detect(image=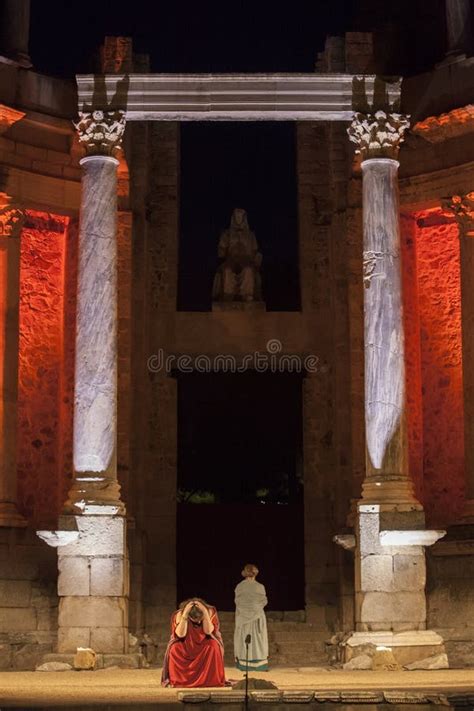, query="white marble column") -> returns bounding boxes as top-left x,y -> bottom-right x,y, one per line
444,192 -> 474,521
445,0 -> 472,56
64,110 -> 126,516
349,111 -> 416,506
340,112 -> 446,665
0,202 -> 26,527
53,111 -> 131,657
0,0 -> 32,67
